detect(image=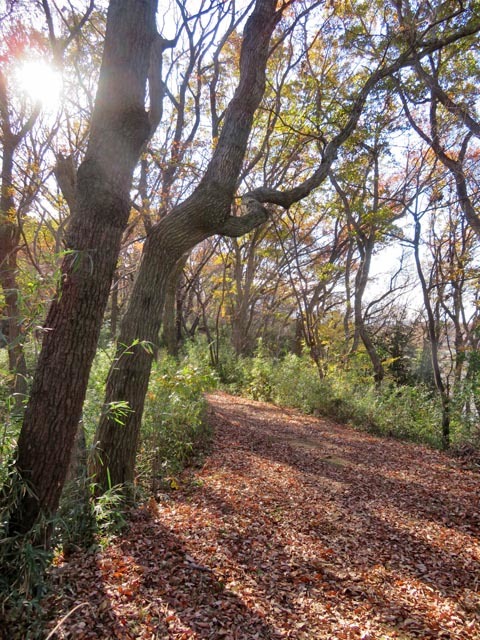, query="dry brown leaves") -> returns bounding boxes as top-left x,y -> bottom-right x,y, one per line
43,391 -> 480,639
